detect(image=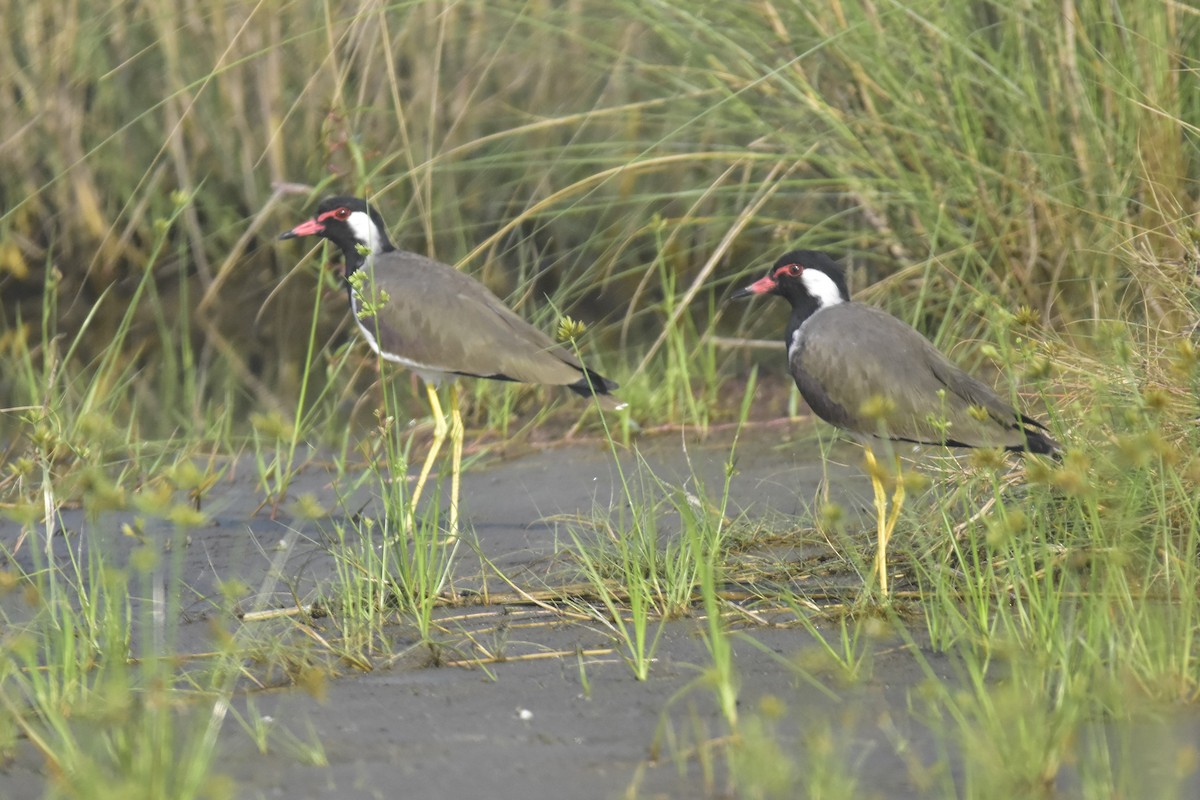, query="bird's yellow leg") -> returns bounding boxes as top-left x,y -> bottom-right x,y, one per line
863,448 -> 891,597
447,383 -> 463,539
882,454 -> 906,562
410,382 -> 449,523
